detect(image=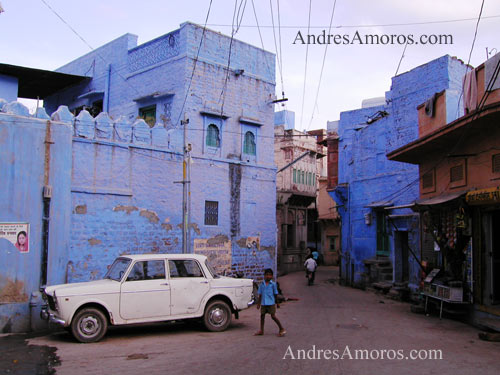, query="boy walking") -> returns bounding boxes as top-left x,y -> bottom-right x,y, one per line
254,268 -> 286,337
